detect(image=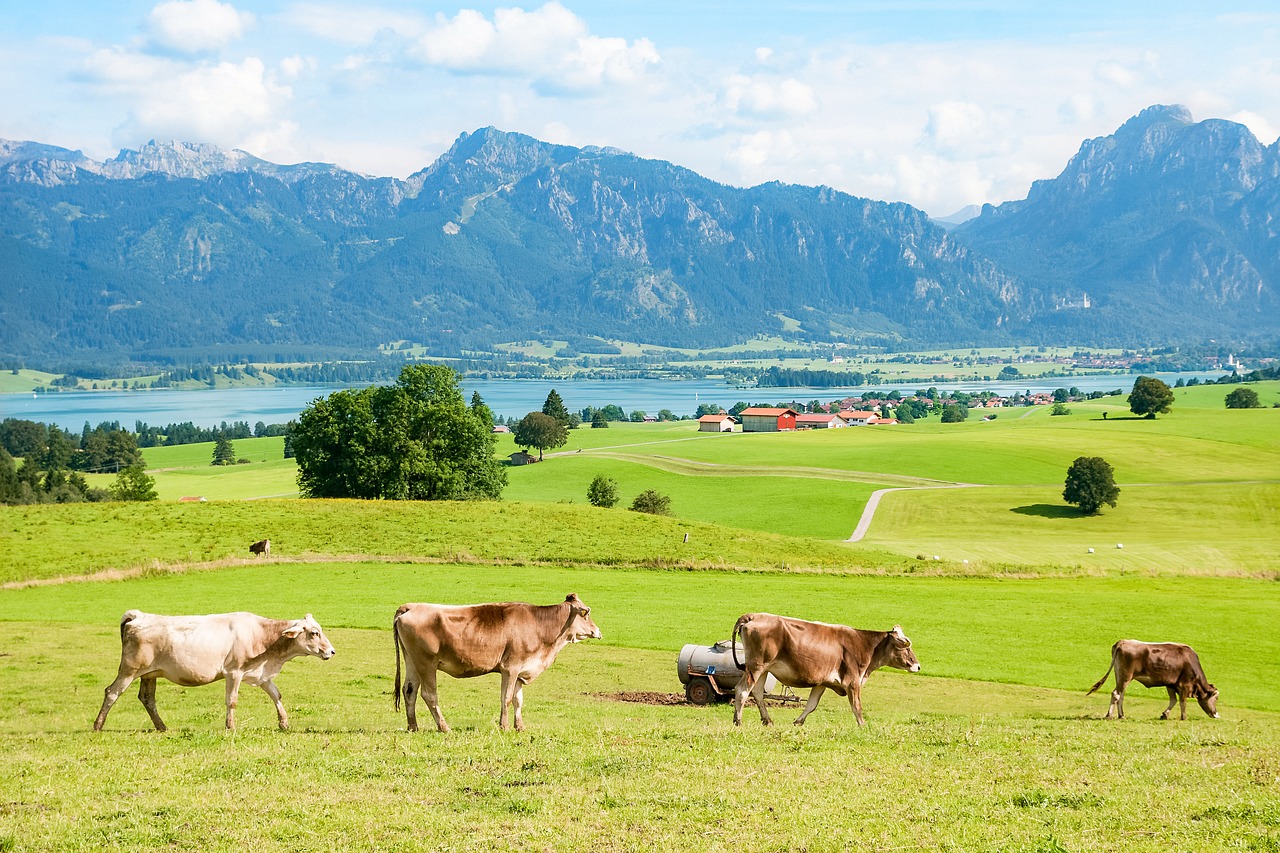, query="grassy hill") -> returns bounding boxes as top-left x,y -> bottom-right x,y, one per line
2,382 -> 1278,851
